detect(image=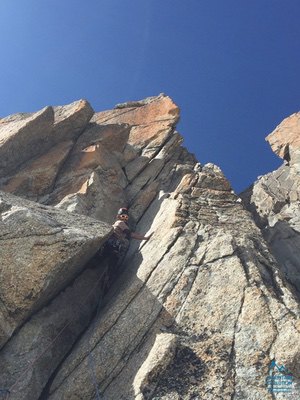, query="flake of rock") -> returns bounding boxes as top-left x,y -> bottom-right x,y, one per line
0,106 -> 54,178
266,112 -> 300,164
2,140 -> 73,199
0,190 -> 111,348
92,93 -> 179,128
52,99 -> 94,142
